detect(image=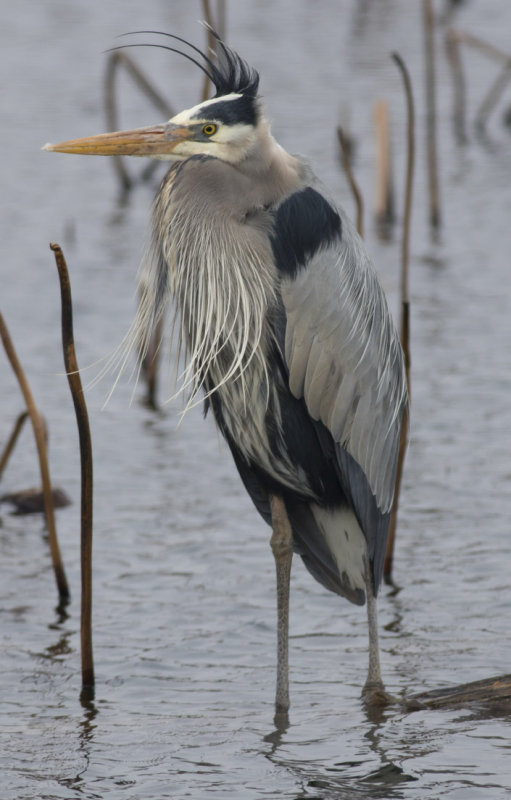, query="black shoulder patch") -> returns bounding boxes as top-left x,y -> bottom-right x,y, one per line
271,188 -> 342,278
